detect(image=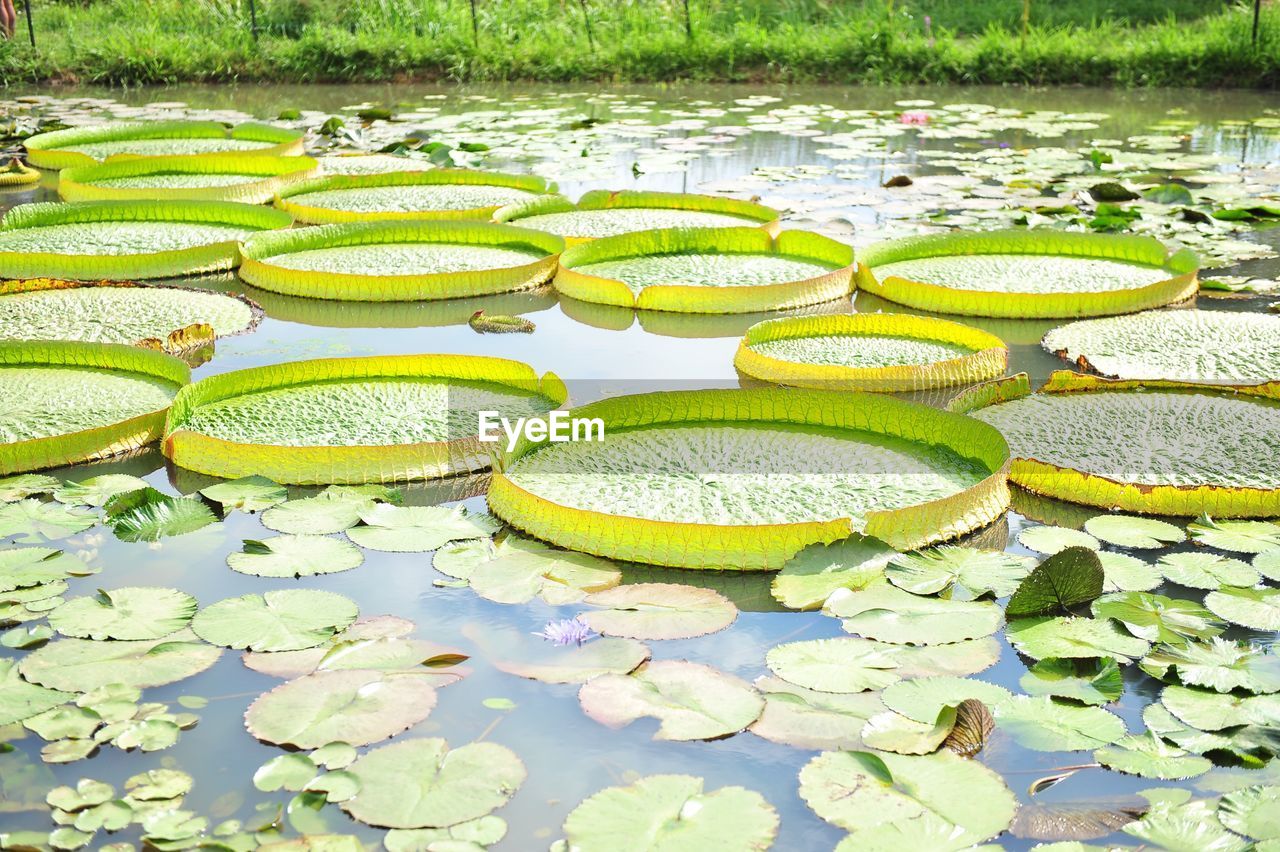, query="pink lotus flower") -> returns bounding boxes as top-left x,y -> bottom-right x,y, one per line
899,111 -> 930,126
